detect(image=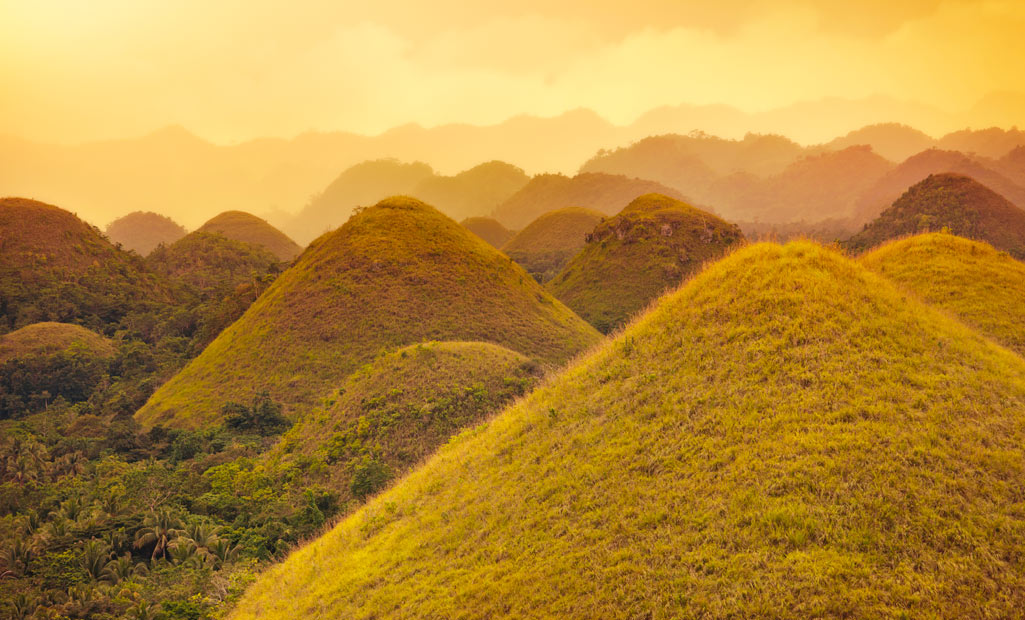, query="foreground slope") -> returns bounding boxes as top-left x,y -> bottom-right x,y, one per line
105,211 -> 187,255
845,174 -> 1025,257
501,207 -> 604,282
198,211 -> 303,261
862,233 -> 1025,356
549,194 -> 743,332
136,197 -> 600,429
232,241 -> 1025,619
